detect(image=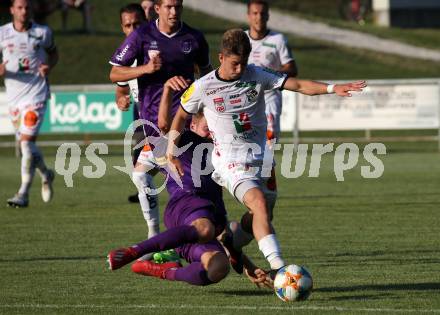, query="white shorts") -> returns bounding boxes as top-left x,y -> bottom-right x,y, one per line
136,143 -> 167,169
212,162 -> 277,208
265,91 -> 282,142
9,102 -> 46,137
